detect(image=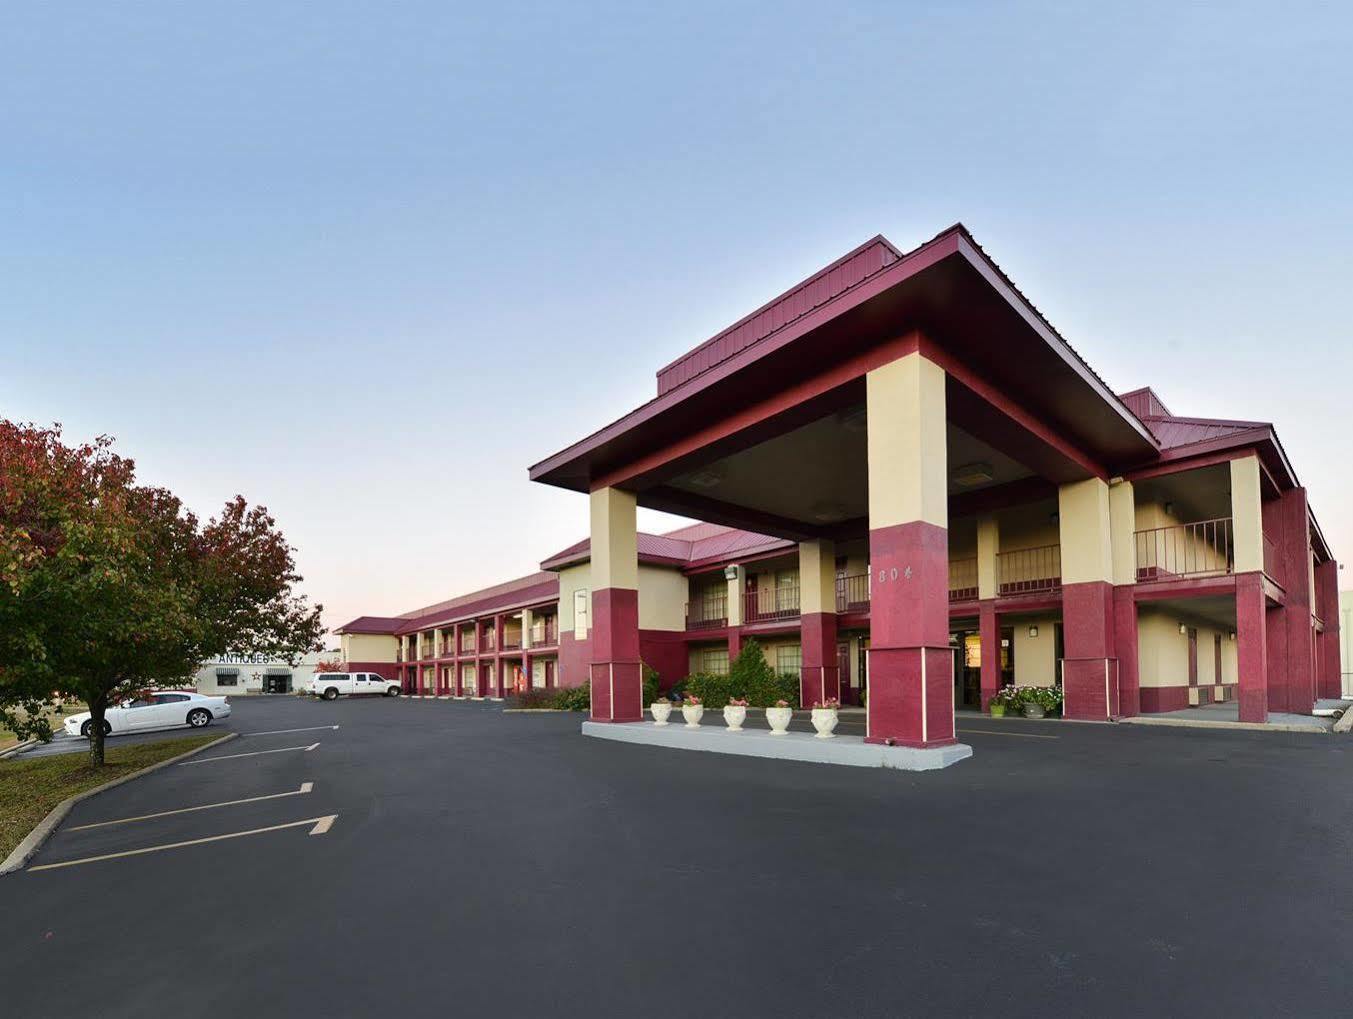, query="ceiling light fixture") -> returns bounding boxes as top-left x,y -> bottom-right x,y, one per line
951,462 -> 994,488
